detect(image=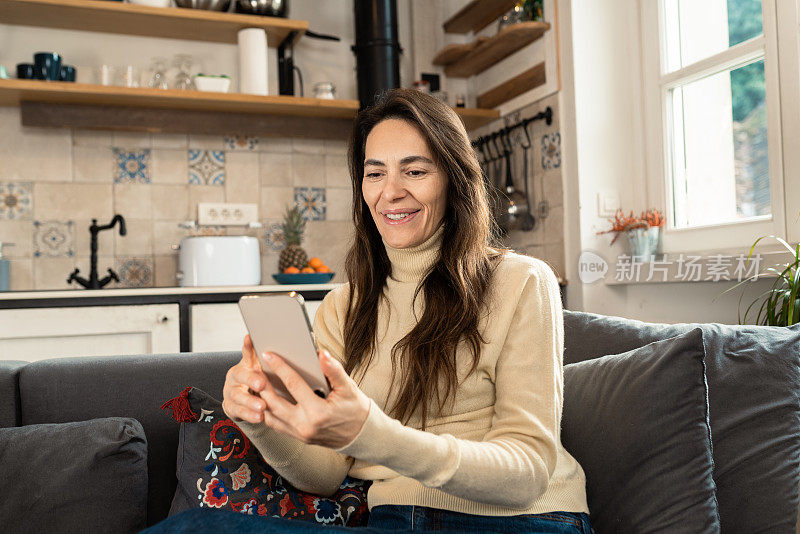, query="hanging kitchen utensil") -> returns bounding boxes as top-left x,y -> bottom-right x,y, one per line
486,133 -> 505,226
518,122 -> 536,232
496,129 -> 531,234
